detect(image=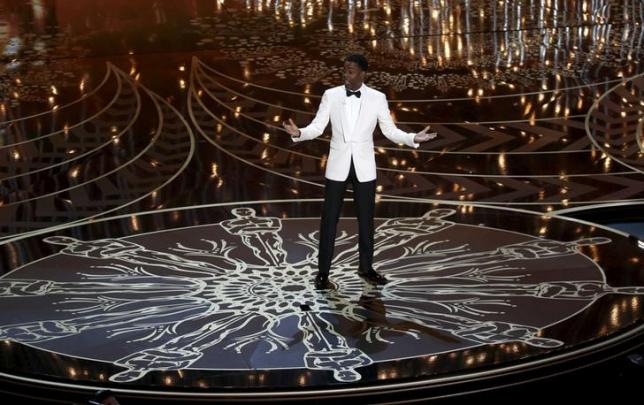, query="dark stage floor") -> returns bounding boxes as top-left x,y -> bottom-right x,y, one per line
0,0 -> 643,403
